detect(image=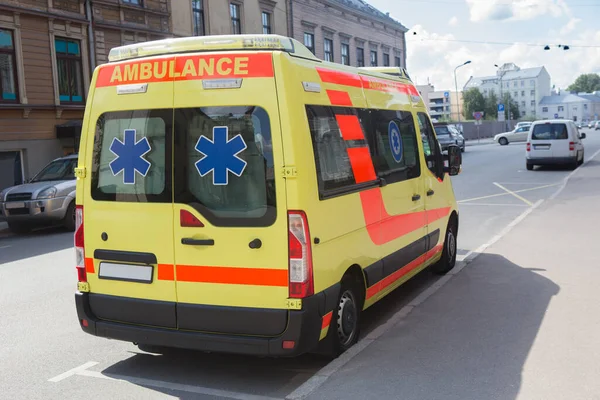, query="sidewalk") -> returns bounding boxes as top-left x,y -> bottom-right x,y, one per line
302,158 -> 600,399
